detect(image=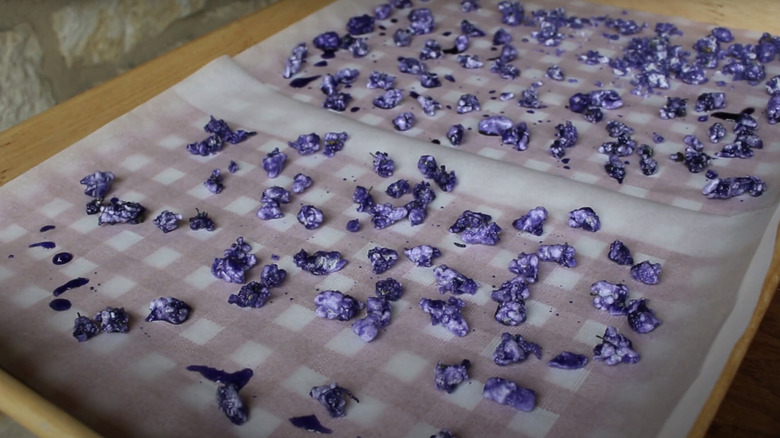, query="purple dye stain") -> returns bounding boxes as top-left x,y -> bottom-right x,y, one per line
314,60 -> 328,67
29,241 -> 55,249
289,75 -> 322,88
350,107 -> 361,113
289,414 -> 333,434
49,298 -> 71,311
53,277 -> 89,297
52,252 -> 73,265
39,225 -> 56,232
186,365 -> 254,390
